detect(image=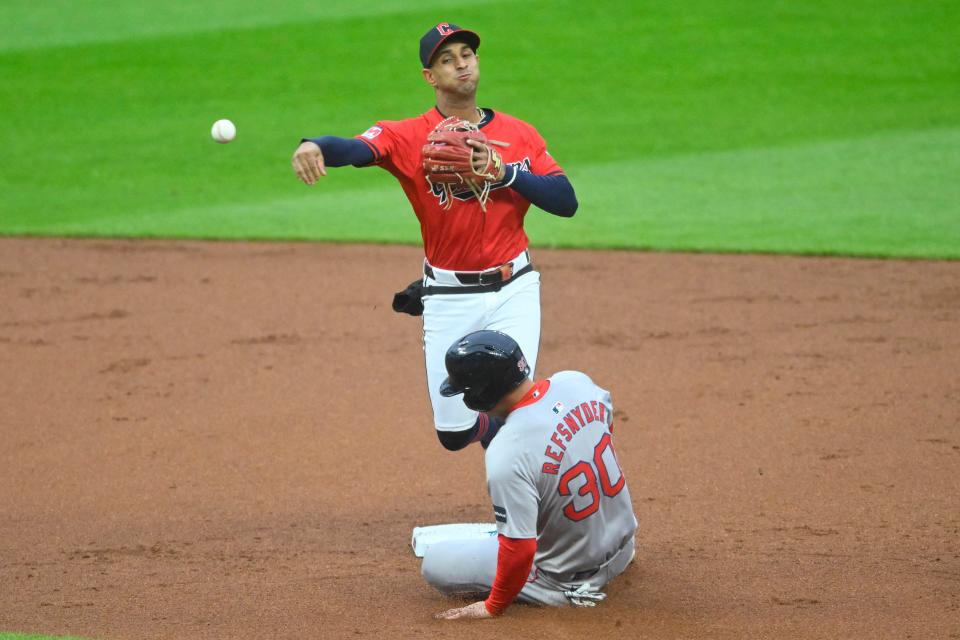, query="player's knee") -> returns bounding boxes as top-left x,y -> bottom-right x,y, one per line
421,546 -> 473,596
421,551 -> 446,589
